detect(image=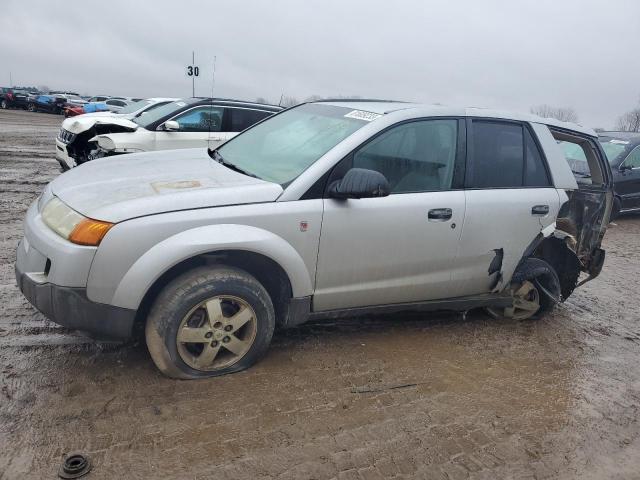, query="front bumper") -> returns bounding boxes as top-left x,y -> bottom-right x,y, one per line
15,262 -> 136,340
55,138 -> 75,170
15,200 -> 136,339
